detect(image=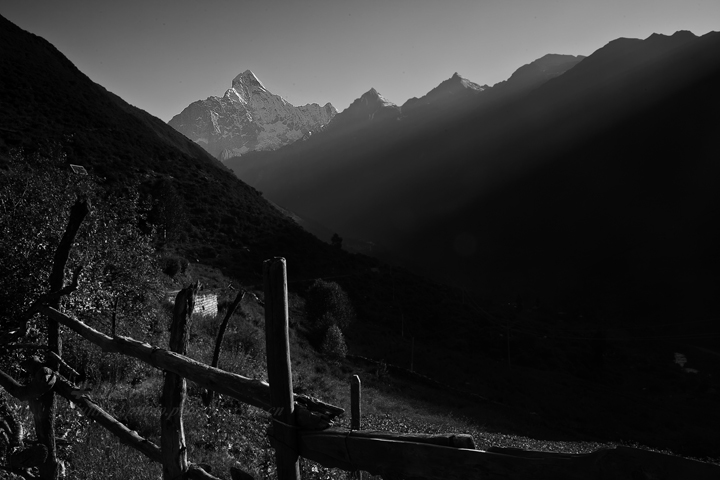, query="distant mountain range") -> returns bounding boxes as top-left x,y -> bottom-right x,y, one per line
227,31 -> 720,321
168,70 -> 336,160
0,12 -> 490,359
224,53 -> 585,248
